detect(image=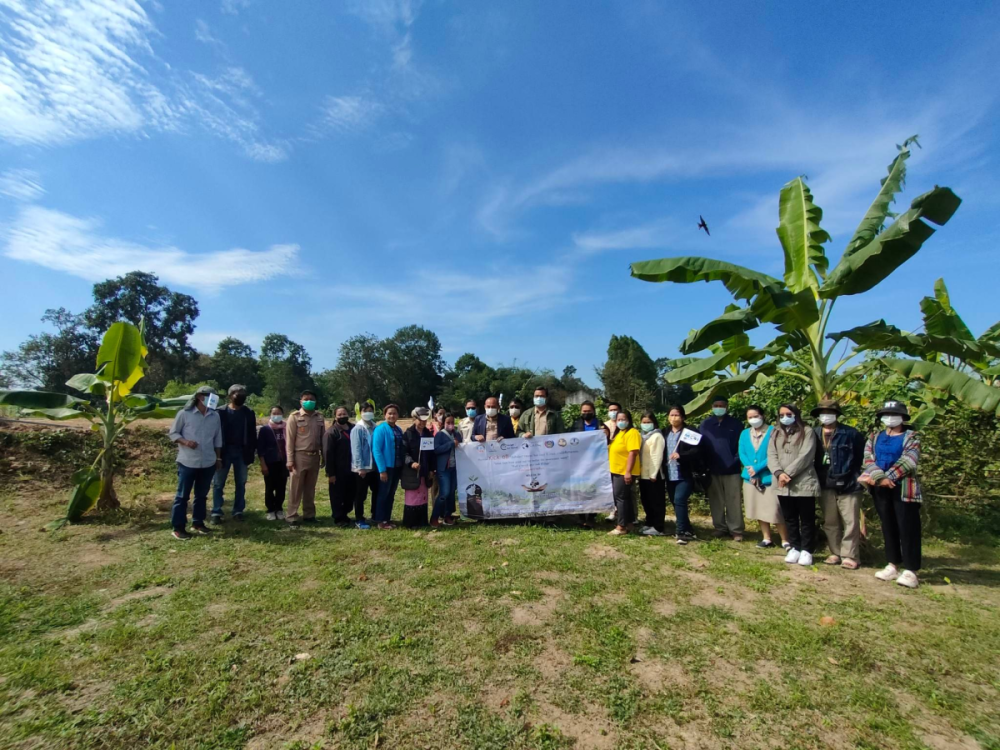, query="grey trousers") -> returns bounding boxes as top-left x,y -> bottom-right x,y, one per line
707,474 -> 745,535
820,489 -> 862,561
